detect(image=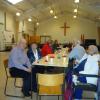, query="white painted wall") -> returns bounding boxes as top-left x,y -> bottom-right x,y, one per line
38,14 -> 99,44
19,20 -> 34,34
18,20 -> 34,41
0,10 -> 4,31
0,9 -> 34,43
6,12 -> 16,33
0,10 -> 5,50
0,10 -> 17,50
24,21 -> 34,34
0,9 -> 99,50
